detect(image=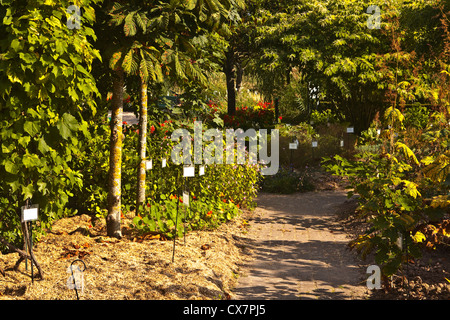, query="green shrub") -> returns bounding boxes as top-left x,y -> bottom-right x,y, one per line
310,109 -> 341,126
403,104 -> 430,129
132,194 -> 240,239
260,166 -> 315,194
70,108 -> 262,238
323,107 -> 450,277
